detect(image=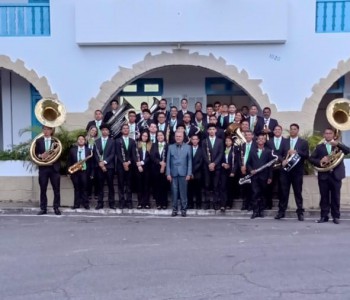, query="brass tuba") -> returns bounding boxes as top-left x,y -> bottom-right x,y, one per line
314,98 -> 350,172
107,98 -> 135,138
226,123 -> 246,146
30,98 -> 66,166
